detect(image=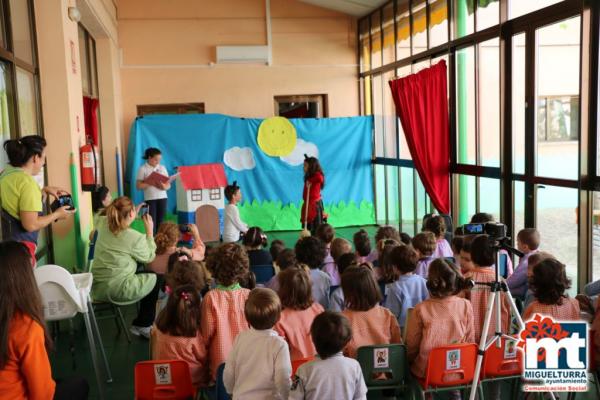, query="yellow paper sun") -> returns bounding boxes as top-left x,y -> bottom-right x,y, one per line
257,117 -> 297,157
